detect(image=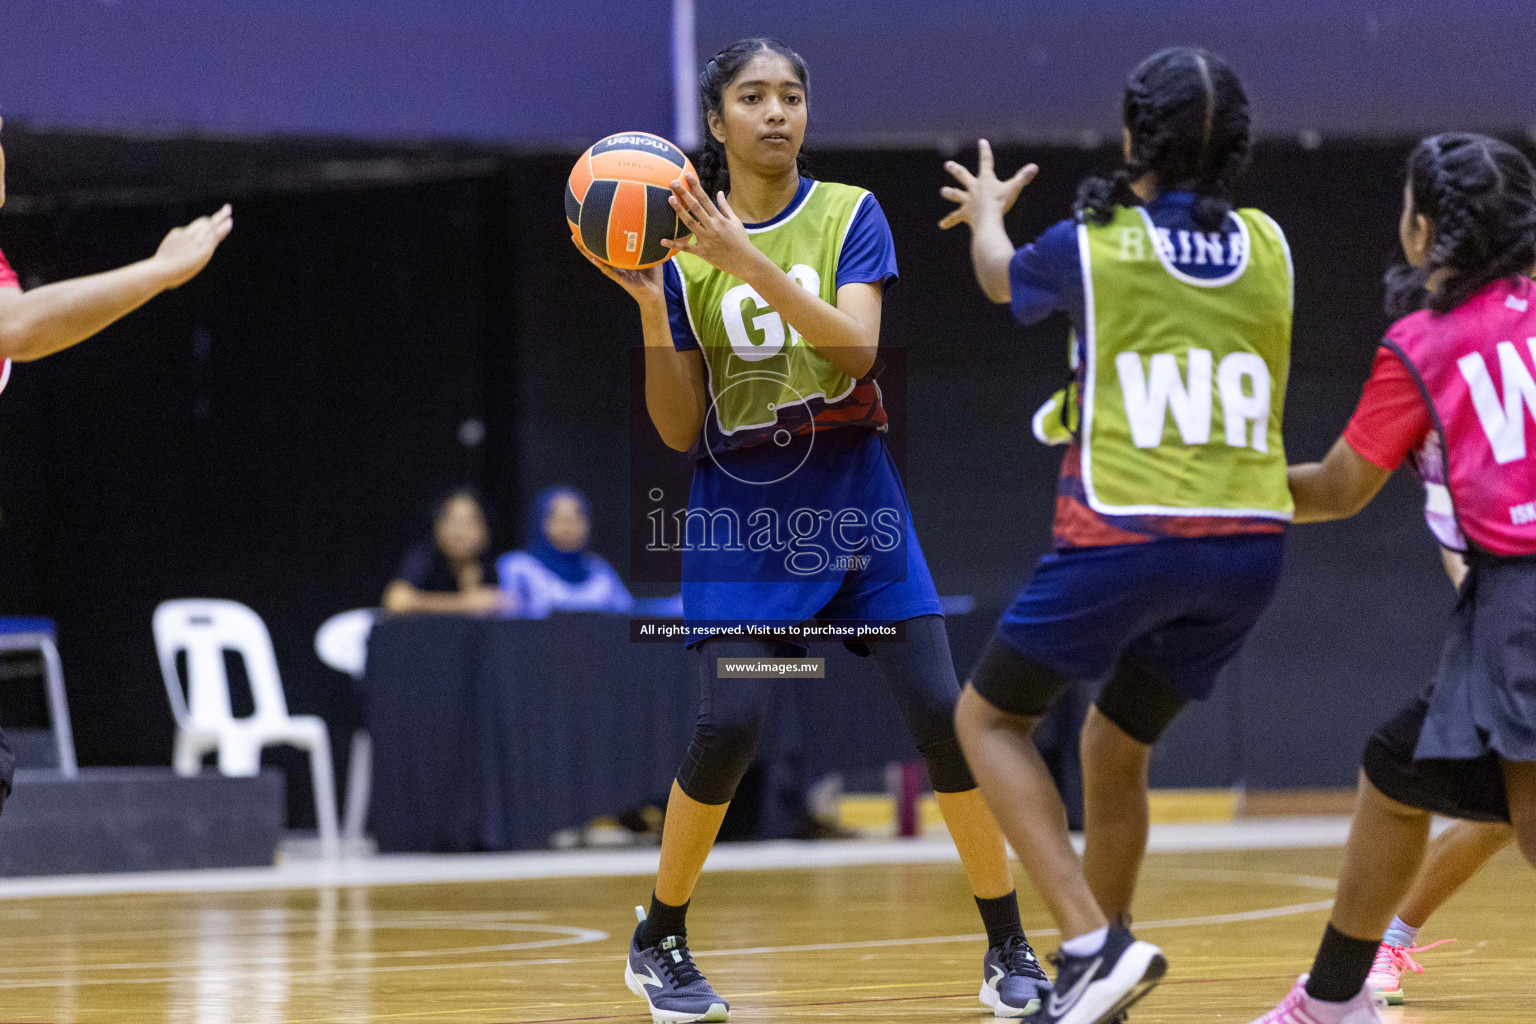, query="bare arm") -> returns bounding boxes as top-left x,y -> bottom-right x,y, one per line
0,206 -> 233,362
1287,435 -> 1393,523
575,240 -> 708,452
965,214 -> 1018,305
665,174 -> 881,379
641,311 -> 709,452
938,140 -> 1038,304
381,580 -> 506,615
